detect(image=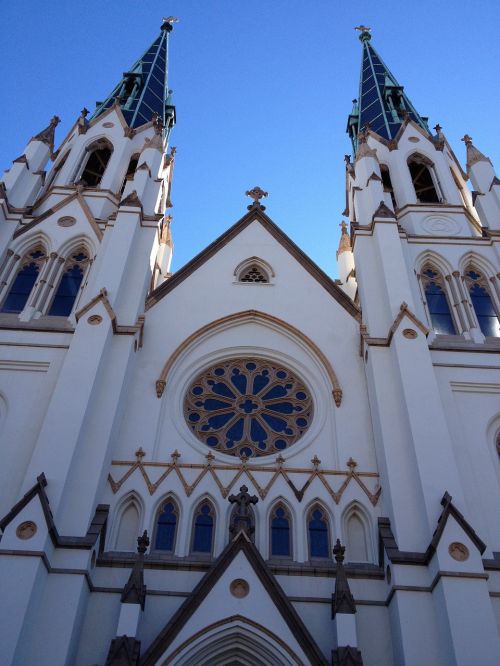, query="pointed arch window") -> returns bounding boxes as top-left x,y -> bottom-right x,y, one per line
154,499 -> 178,551
408,155 -> 441,203
308,505 -> 330,559
48,250 -> 90,316
1,248 -> 46,314
115,500 -> 140,551
46,151 -> 69,190
380,165 -> 397,210
421,266 -> 456,335
120,154 -> 139,196
80,139 -> 113,187
191,501 -> 215,554
464,268 -> 500,337
270,504 -> 292,558
345,510 -> 369,562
